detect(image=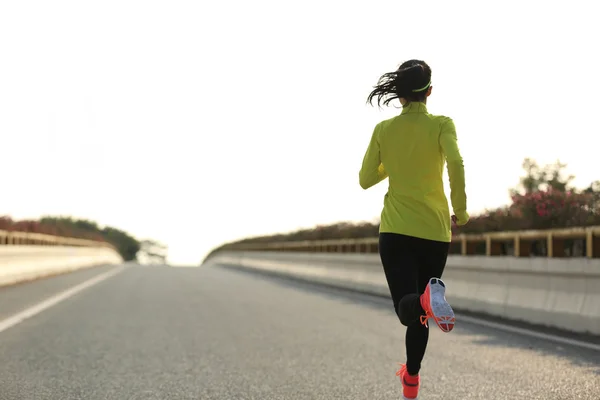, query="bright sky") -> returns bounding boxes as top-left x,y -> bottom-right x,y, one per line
2,1 -> 599,265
